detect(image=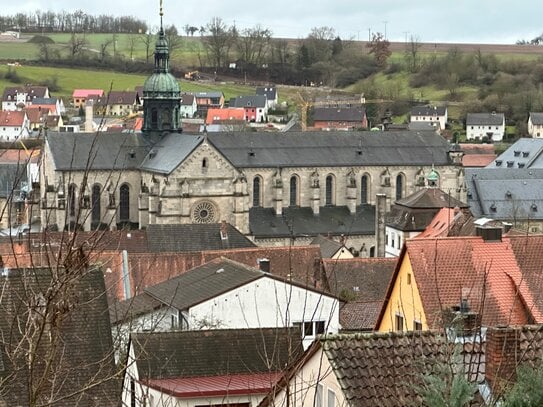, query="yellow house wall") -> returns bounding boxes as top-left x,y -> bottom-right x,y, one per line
378,253 -> 427,332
